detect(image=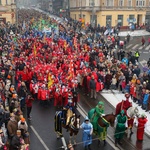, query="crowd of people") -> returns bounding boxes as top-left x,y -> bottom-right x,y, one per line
0,7 -> 150,149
